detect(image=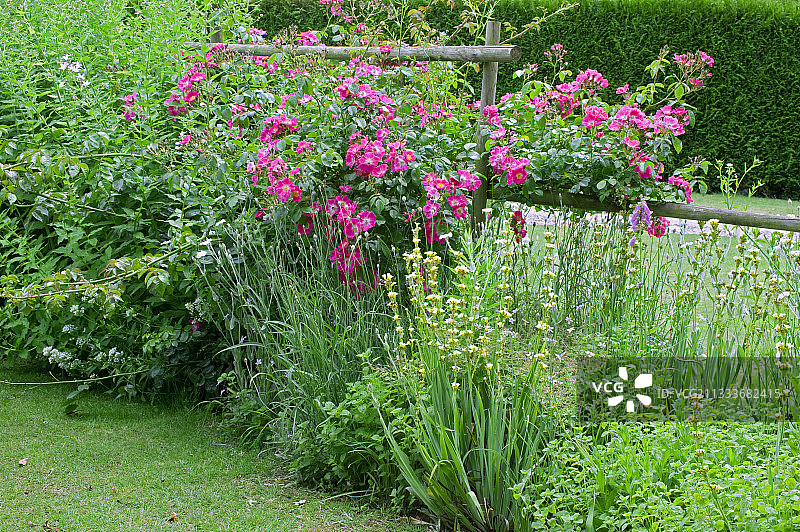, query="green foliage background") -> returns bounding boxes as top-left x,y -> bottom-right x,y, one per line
252,0 -> 800,197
